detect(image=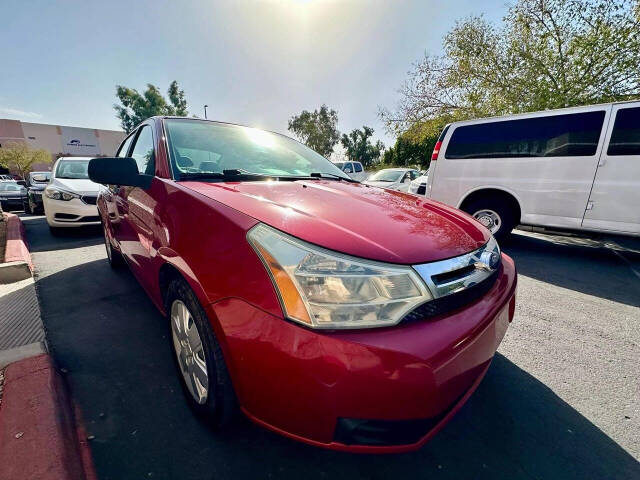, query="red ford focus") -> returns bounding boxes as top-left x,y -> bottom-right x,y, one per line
88,116 -> 517,453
